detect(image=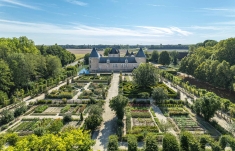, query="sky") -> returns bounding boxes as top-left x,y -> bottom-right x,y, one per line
0,0 -> 235,45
